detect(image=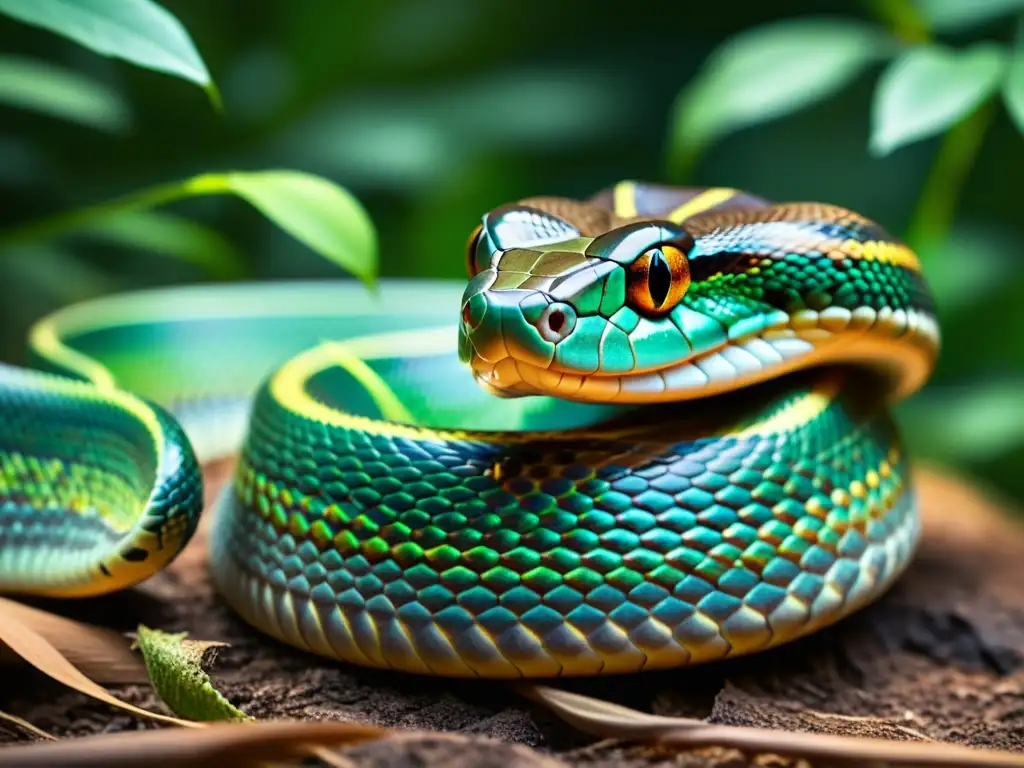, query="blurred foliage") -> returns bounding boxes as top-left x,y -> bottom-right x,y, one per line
1,0 -> 1024,501
0,0 -> 378,292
